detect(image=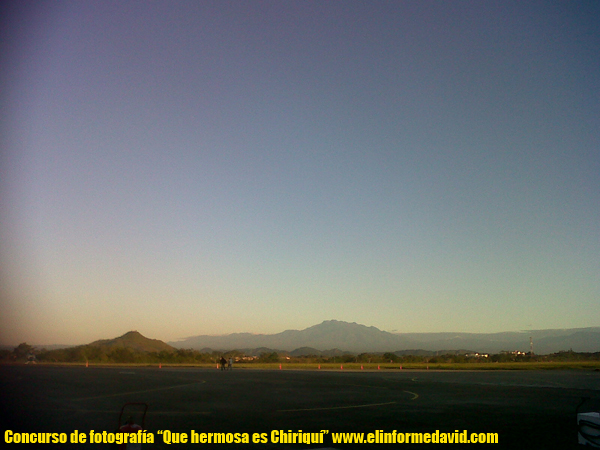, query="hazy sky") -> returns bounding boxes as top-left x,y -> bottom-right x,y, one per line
1,0 -> 599,345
